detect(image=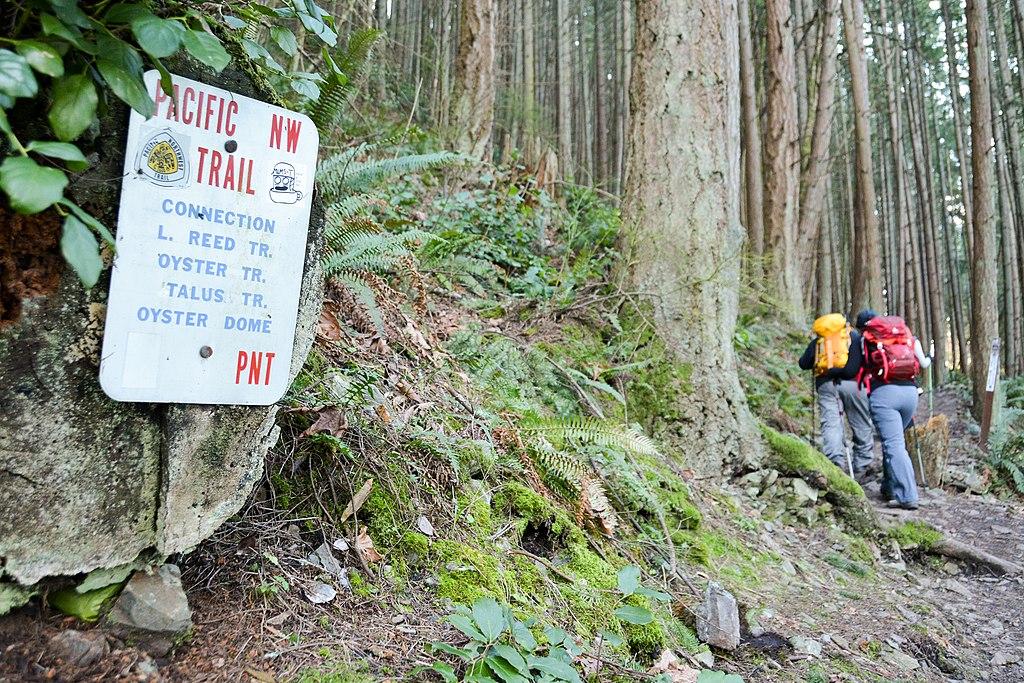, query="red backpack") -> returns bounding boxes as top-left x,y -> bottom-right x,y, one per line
859,316 -> 920,389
